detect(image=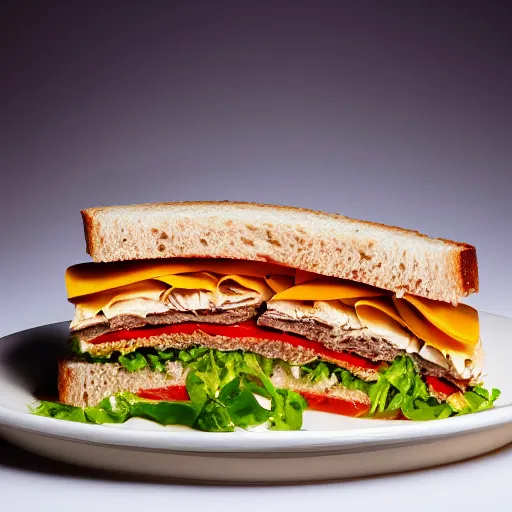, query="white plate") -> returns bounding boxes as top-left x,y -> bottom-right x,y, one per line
0,313 -> 511,483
